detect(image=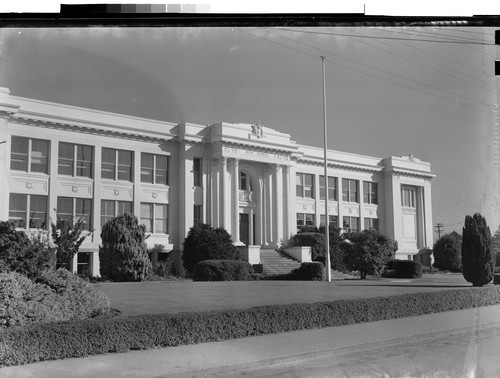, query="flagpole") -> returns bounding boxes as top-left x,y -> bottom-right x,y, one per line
322,56 -> 331,282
